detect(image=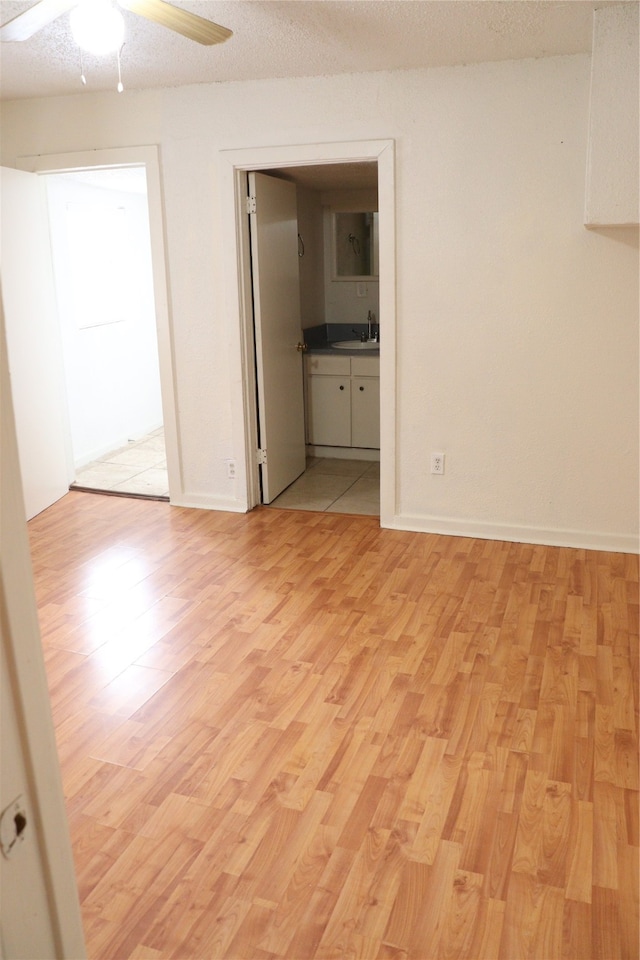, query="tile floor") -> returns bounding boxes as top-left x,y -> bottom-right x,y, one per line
71,428 -> 169,499
268,456 -> 380,515
72,434 -> 380,516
